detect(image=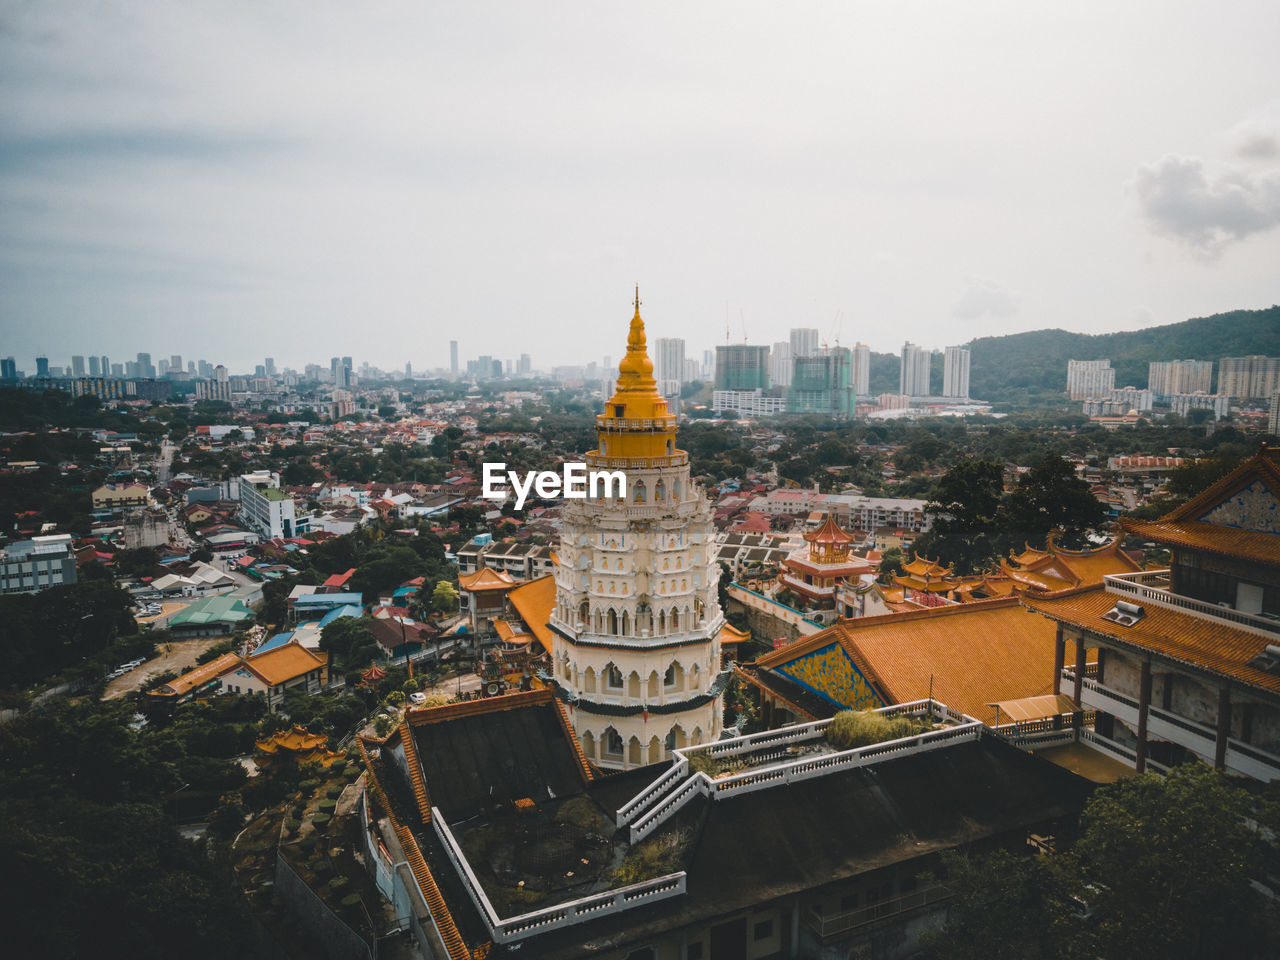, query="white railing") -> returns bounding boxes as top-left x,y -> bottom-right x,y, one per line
622,701 -> 982,842
585,453 -> 689,469
596,416 -> 676,431
432,806 -> 686,943
616,759 -> 689,827
1072,677 -> 1280,780
629,774 -> 710,842
1079,730 -> 1170,775
1104,571 -> 1280,638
